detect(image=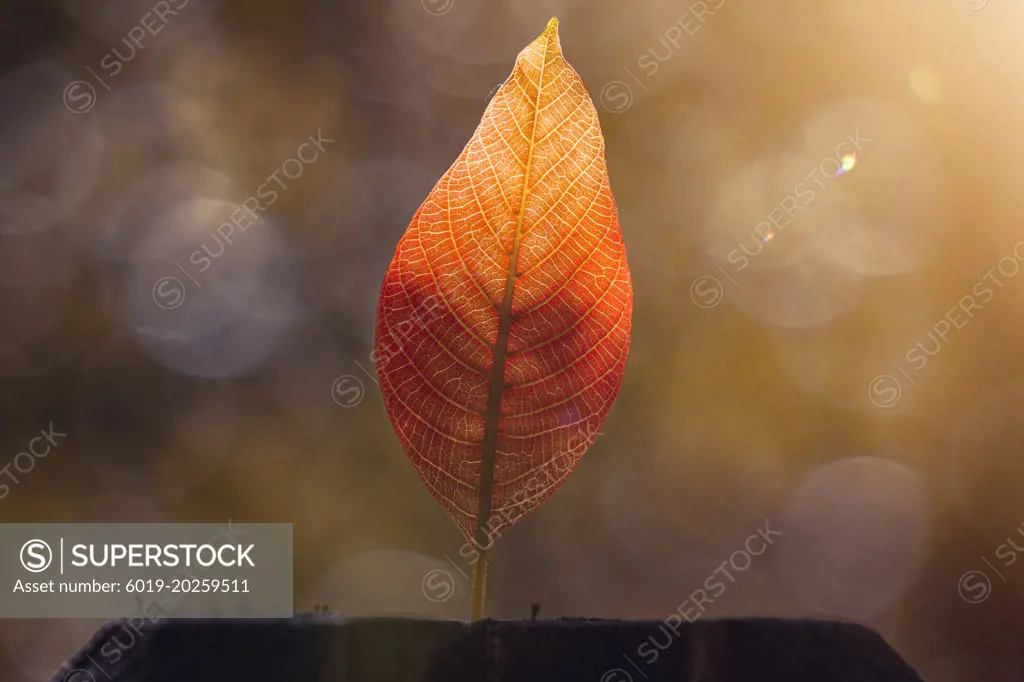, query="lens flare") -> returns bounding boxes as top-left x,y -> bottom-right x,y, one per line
836,153 -> 857,175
